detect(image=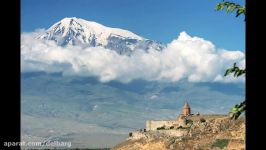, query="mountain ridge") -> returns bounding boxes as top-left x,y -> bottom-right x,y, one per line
38,17 -> 164,55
